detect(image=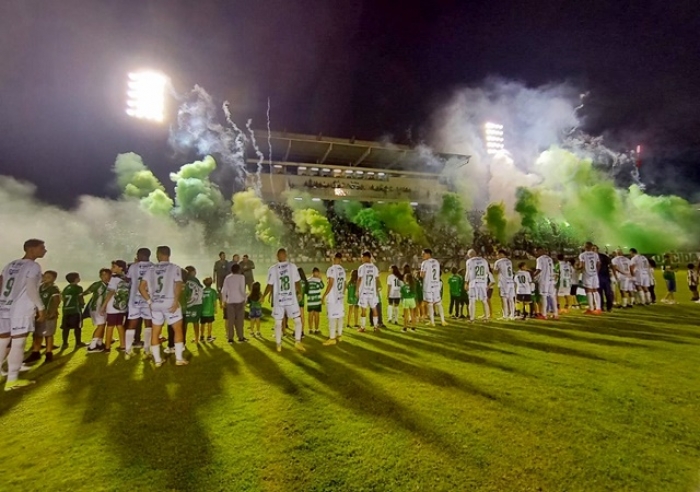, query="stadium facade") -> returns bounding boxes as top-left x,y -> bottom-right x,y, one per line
245,132 -> 470,204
